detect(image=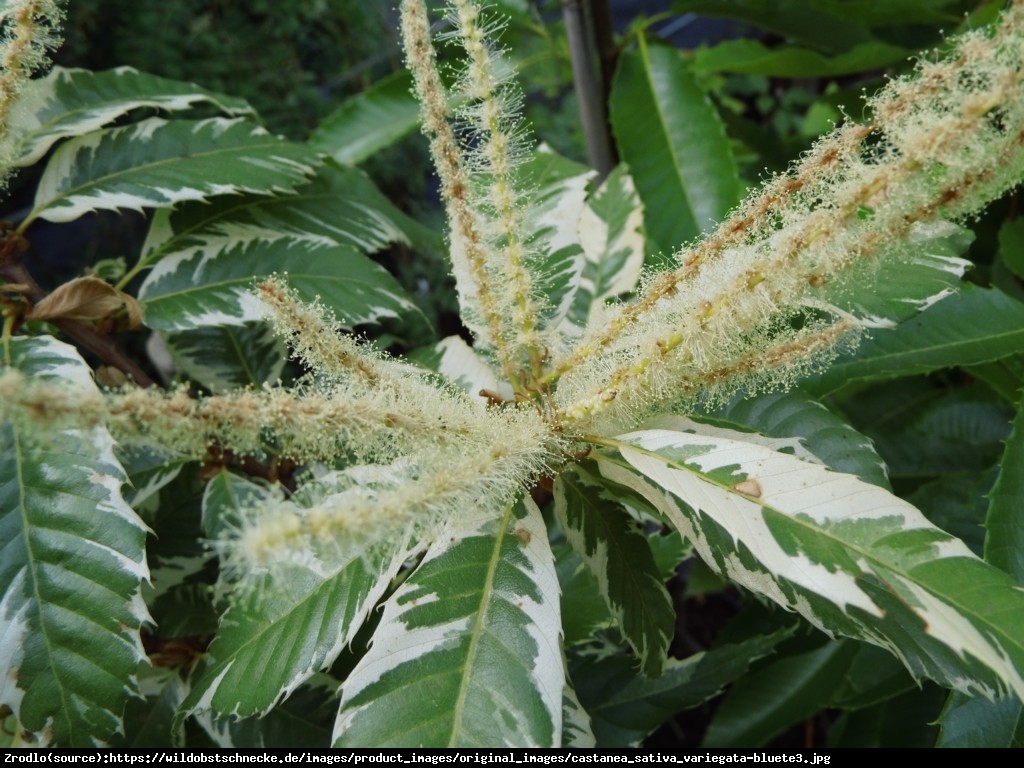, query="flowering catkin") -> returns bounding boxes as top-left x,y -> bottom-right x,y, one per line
0,0 -> 63,186
401,0 -> 548,387
552,2 -> 1024,435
